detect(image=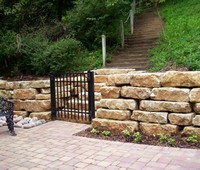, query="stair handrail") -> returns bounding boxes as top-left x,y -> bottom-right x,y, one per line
121,0 -> 137,48
102,0 -> 137,67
